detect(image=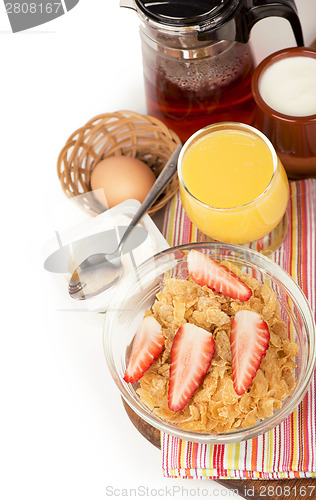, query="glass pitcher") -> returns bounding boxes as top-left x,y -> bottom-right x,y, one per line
121,0 -> 304,142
